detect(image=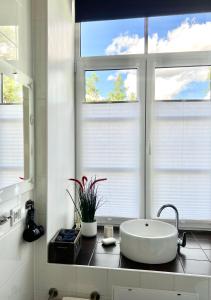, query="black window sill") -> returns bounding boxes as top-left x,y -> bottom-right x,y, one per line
51,226 -> 211,276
